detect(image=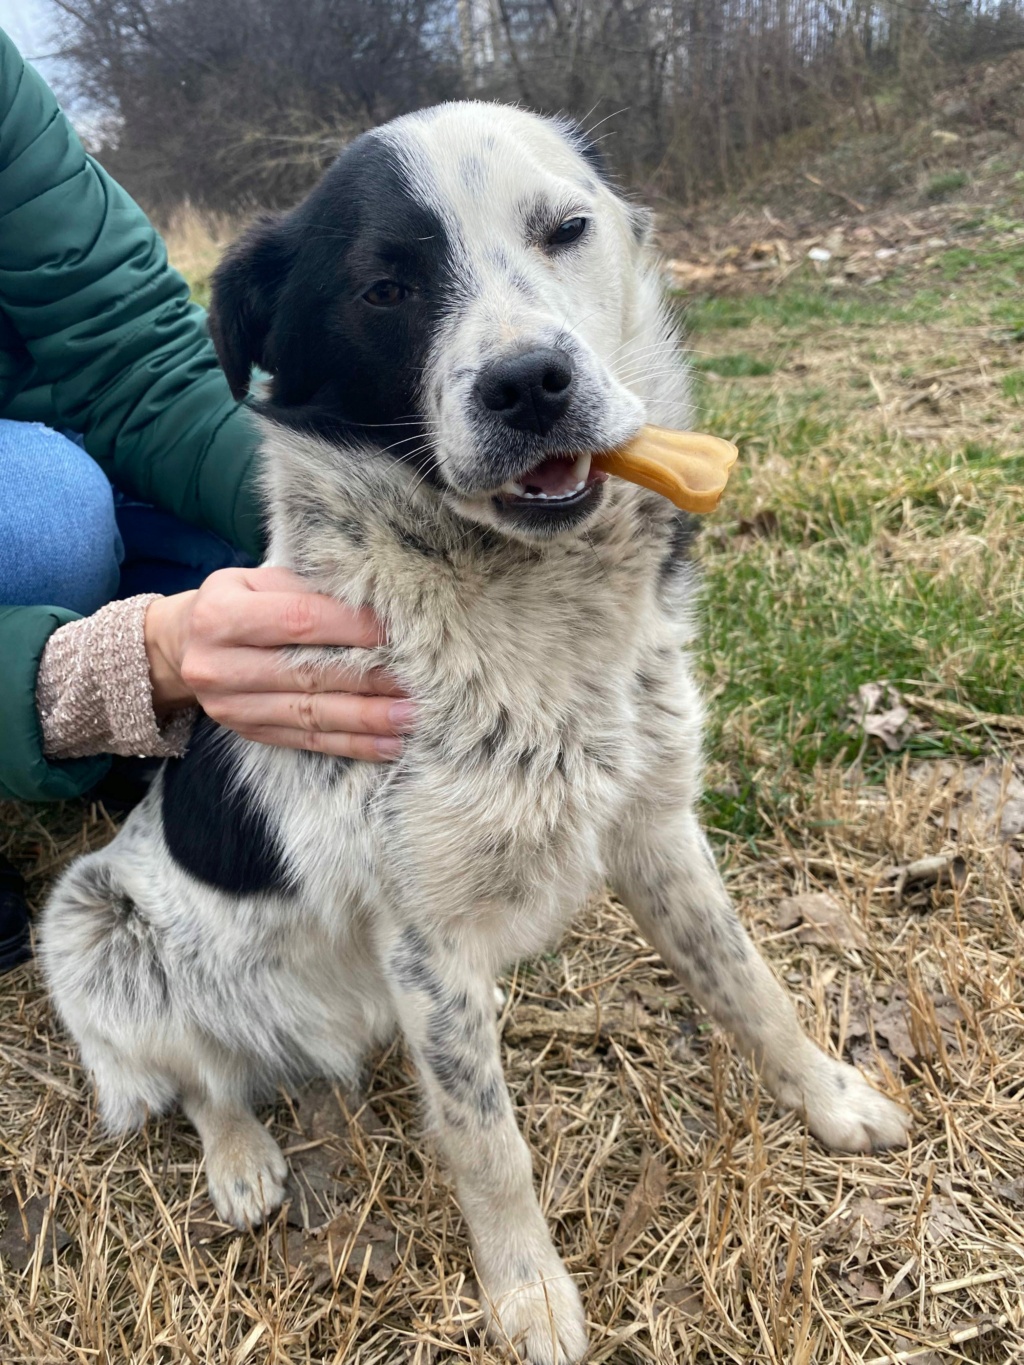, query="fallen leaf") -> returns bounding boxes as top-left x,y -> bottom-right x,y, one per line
0,1190 -> 72,1271
183,1213 -> 234,1244
278,1212 -> 400,1289
660,1274 -> 703,1315
909,757 -> 1024,845
884,1337 -> 942,1365
295,1078 -> 350,1142
993,1177 -> 1024,1207
605,1153 -> 670,1268
284,1147 -> 353,1230
946,761 -> 1024,843
848,682 -> 920,752
283,1080 -> 366,1228
925,1194 -> 972,1245
846,1195 -> 895,1236
872,1000 -> 918,1061
774,892 -> 869,950
819,1192 -> 896,1268
884,854 -> 968,905
841,1268 -> 884,1302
